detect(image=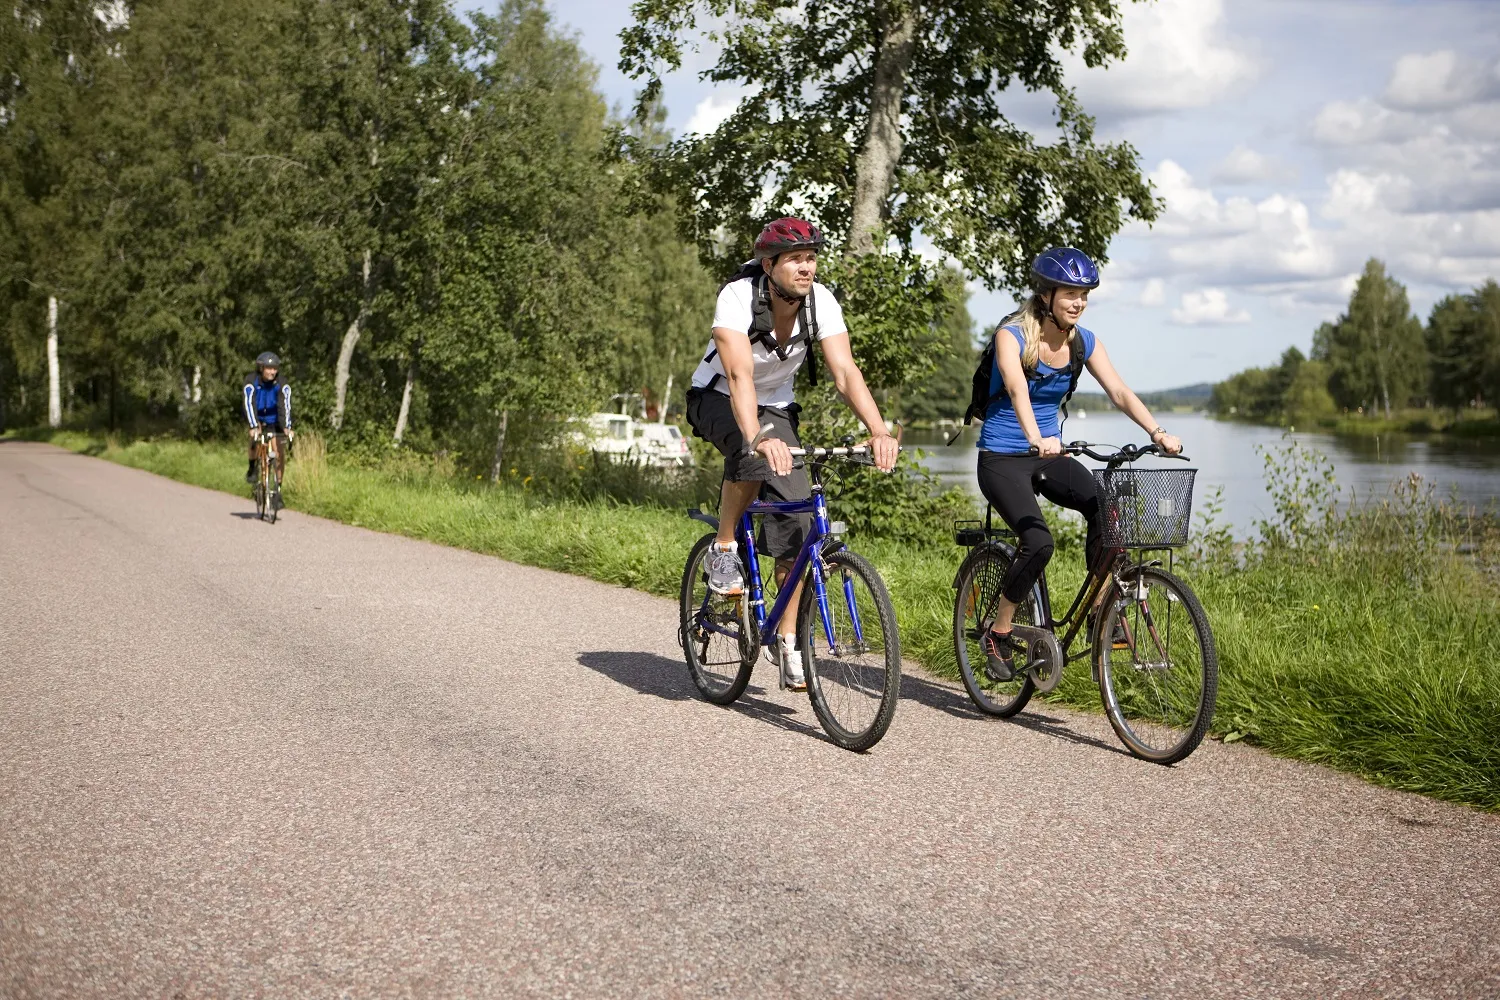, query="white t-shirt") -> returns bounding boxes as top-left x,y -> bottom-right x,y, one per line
690,278 -> 848,408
